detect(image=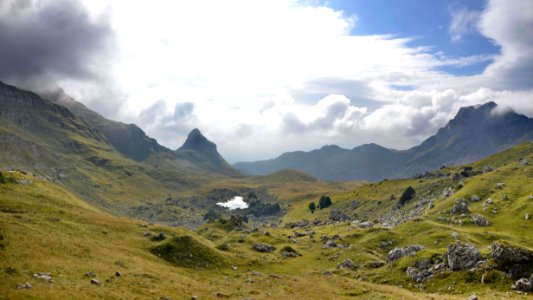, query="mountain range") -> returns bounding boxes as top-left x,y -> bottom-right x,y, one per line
0,81 -> 240,213
234,102 -> 533,181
